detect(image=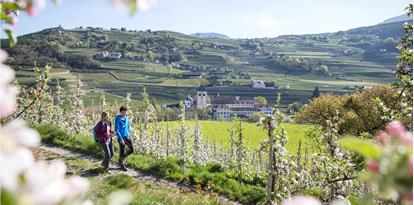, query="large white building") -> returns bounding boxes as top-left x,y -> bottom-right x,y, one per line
191,86 -> 273,120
